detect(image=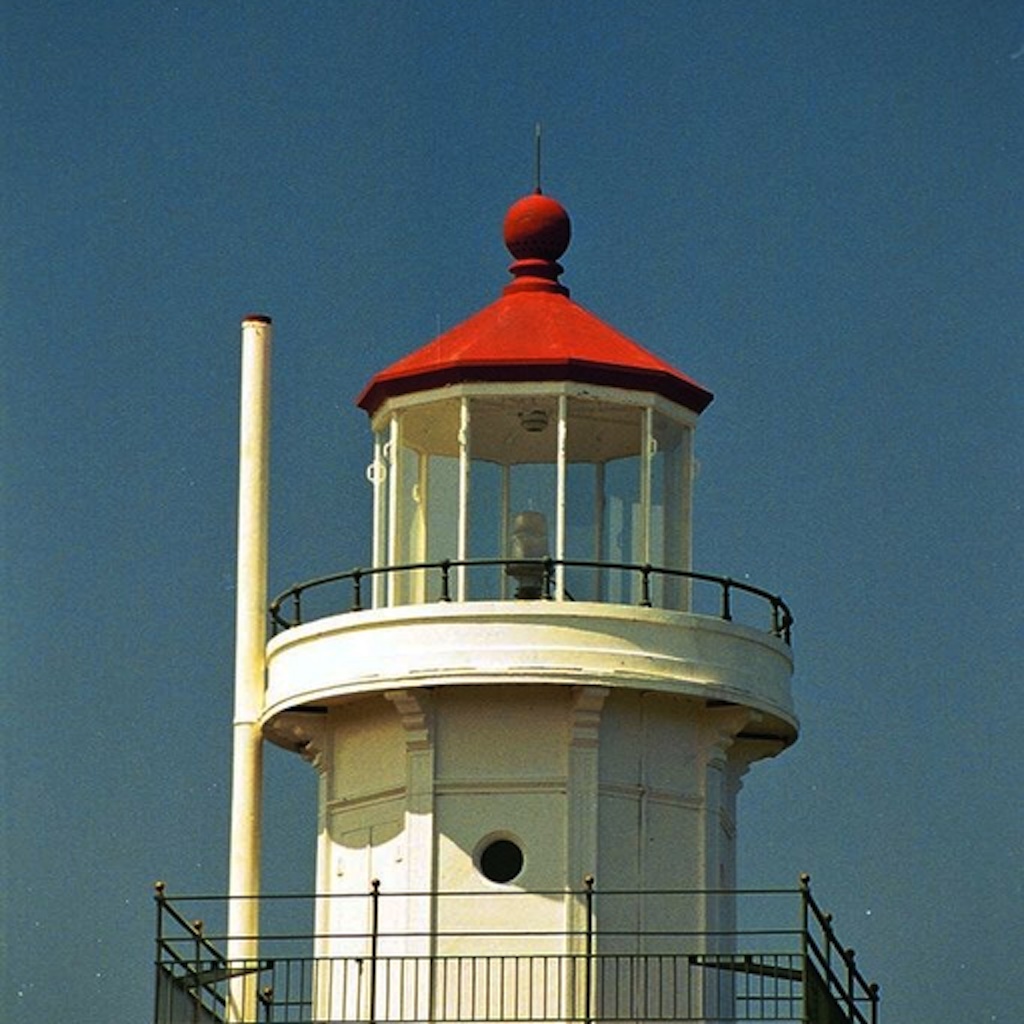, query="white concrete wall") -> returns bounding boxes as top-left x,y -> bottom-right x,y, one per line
264,602 -> 797,746
301,679 -> 772,942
